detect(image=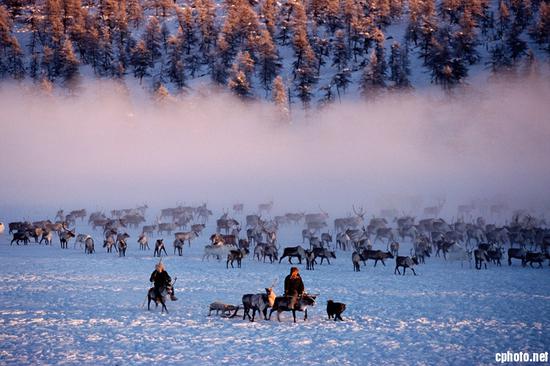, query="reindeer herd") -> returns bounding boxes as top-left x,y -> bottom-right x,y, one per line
2,202 -> 550,277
